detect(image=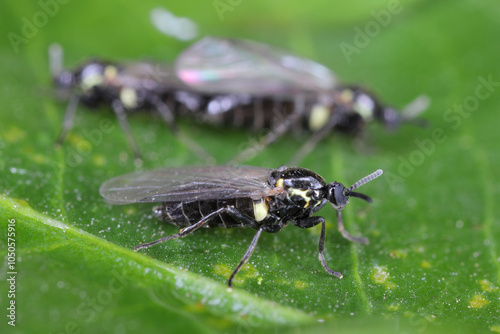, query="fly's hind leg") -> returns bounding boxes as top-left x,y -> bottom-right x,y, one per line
134,206 -> 231,251
135,205 -> 264,289
227,97 -> 306,164
288,115 -> 337,165
111,99 -> 142,161
149,95 -> 214,164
